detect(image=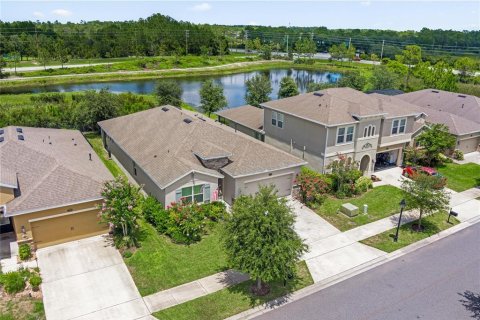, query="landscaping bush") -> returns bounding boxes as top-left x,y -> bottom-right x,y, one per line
122,251 -> 133,258
1,272 -> 25,294
18,244 -> 32,261
201,201 -> 227,221
166,202 -> 207,244
296,167 -> 331,205
328,155 -> 362,198
29,274 -> 42,290
355,176 -> 373,194
452,149 -> 464,160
